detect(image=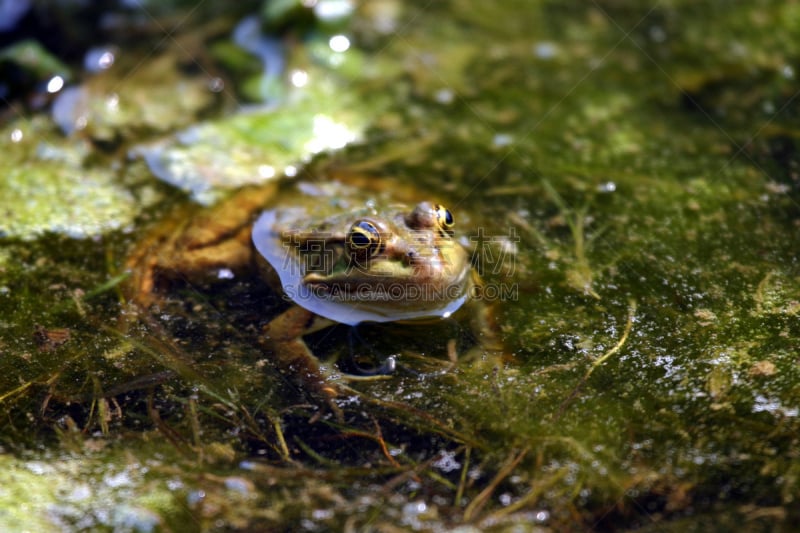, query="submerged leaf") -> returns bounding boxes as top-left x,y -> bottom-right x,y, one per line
135,67 -> 387,204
